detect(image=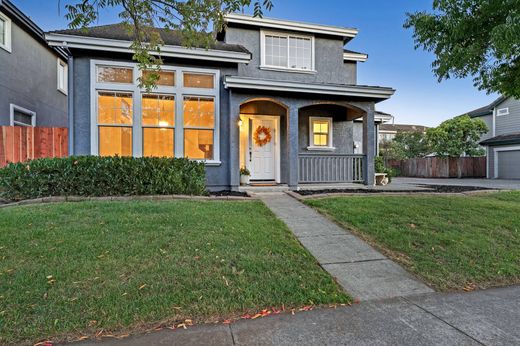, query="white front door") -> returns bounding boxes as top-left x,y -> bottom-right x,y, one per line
250,118 -> 276,181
